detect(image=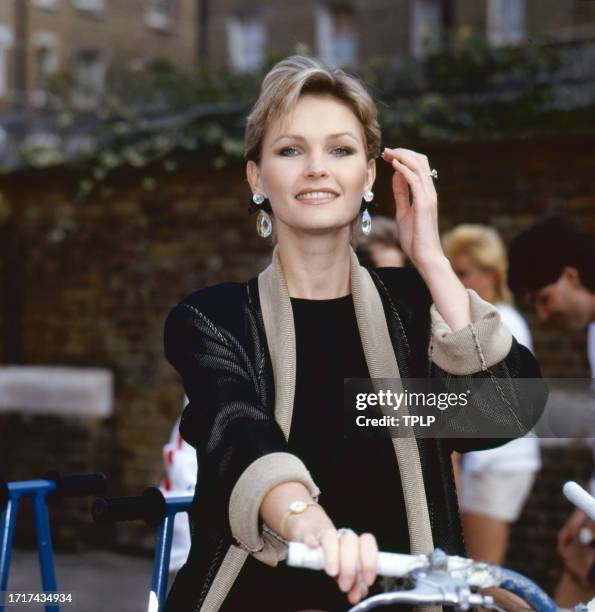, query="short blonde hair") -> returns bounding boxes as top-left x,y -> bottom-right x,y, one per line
442,224 -> 513,304
244,55 -> 381,164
